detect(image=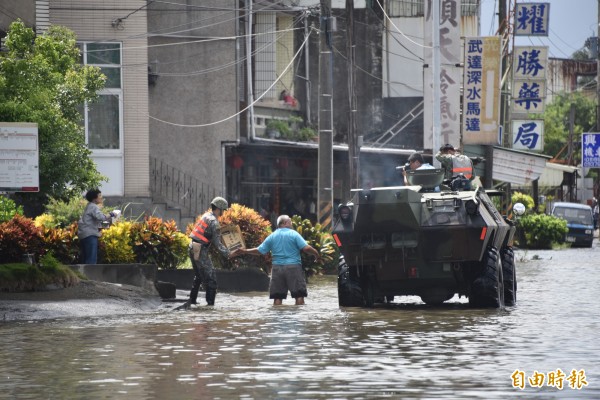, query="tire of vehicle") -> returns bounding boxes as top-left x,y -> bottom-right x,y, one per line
337,256 -> 364,307
470,247 -> 505,308
501,247 -> 517,306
